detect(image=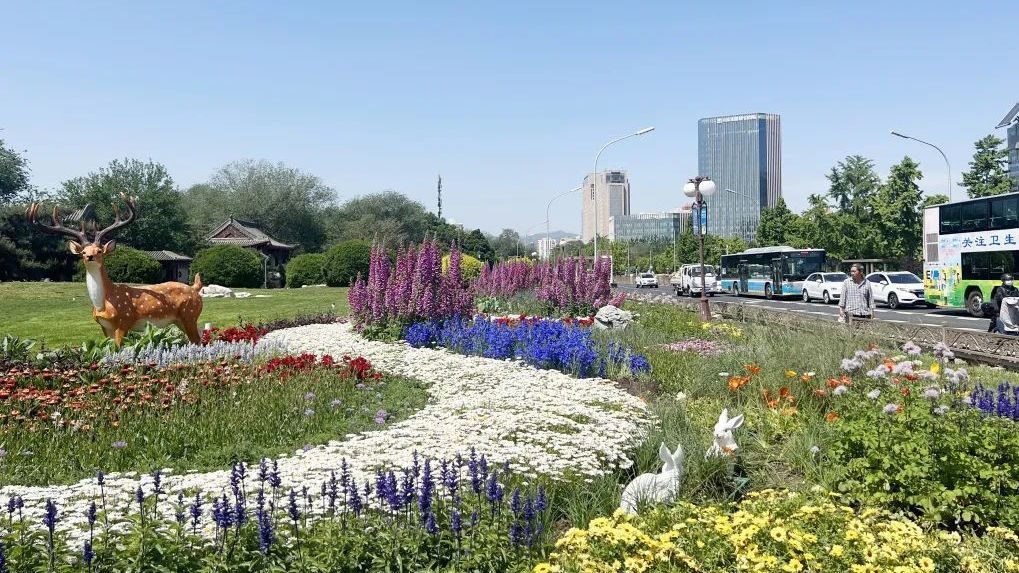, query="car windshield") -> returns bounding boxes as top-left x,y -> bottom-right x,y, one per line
688,266 -> 715,276
639,273 -> 654,279
823,273 -> 848,282
888,273 -> 922,284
